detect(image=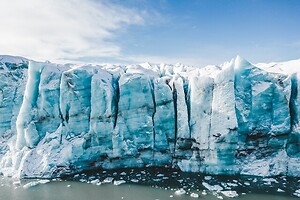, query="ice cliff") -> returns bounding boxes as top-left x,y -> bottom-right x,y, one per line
0,55 -> 300,178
